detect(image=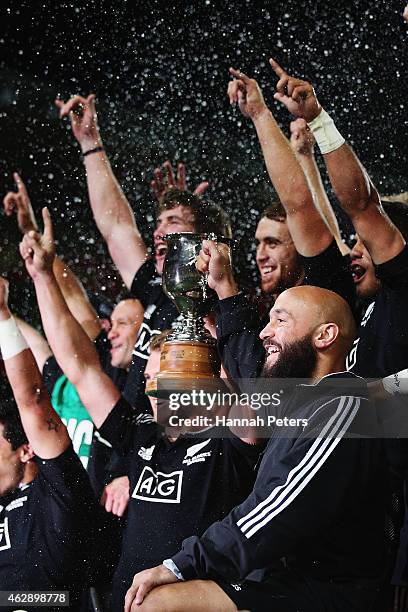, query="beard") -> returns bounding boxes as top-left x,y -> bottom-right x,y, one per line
261,333 -> 317,379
